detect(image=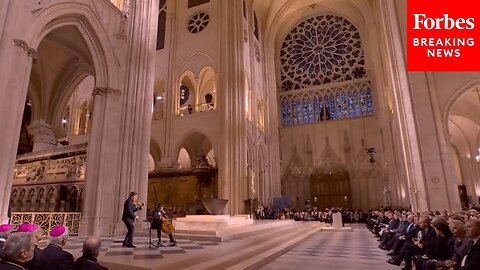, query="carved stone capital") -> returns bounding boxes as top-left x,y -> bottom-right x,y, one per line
27,120 -> 57,151
92,87 -> 121,96
13,39 -> 38,63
